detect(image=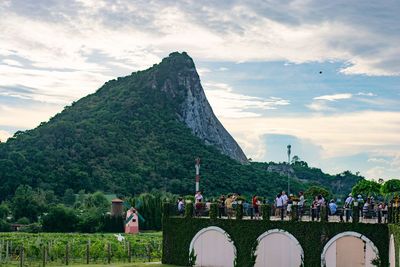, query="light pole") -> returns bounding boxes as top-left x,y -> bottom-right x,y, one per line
195,157 -> 200,192
287,145 -> 291,194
